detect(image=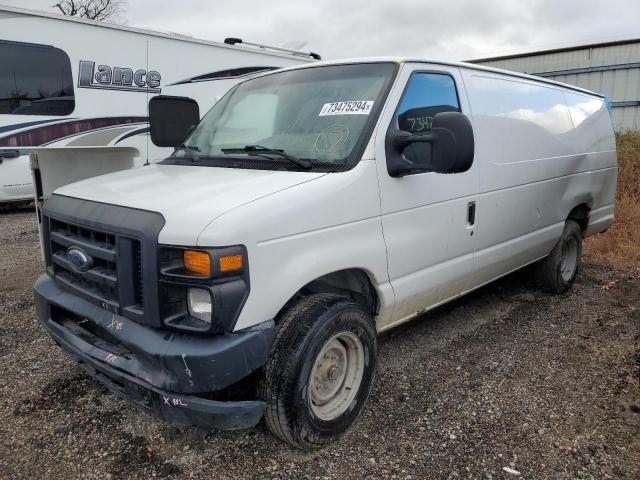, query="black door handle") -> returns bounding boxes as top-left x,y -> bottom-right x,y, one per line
467,201 -> 476,226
